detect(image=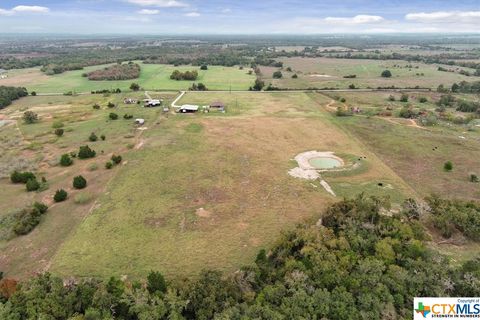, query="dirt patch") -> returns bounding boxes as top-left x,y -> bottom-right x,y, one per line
195,207 -> 211,218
